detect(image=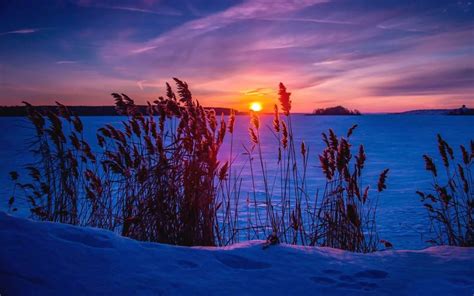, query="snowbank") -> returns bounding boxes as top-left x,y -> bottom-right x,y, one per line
0,212 -> 473,295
